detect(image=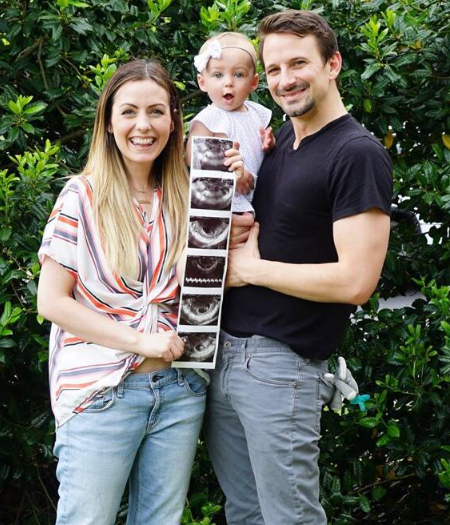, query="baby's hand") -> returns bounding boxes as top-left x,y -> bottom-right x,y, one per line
236,168 -> 254,195
259,126 -> 276,152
